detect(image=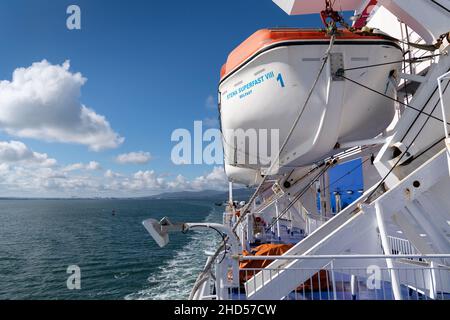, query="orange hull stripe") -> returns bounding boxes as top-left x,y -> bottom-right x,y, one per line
220,28 -> 393,80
